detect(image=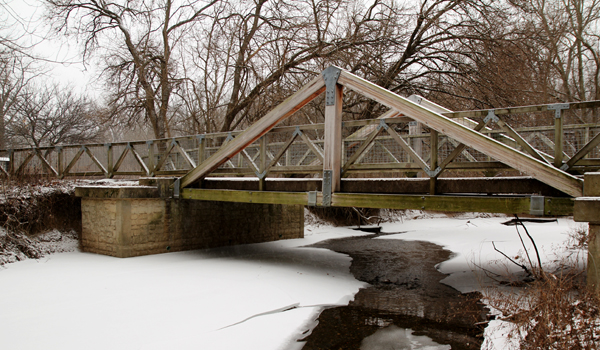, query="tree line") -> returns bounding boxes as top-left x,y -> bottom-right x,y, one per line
0,0 -> 598,149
